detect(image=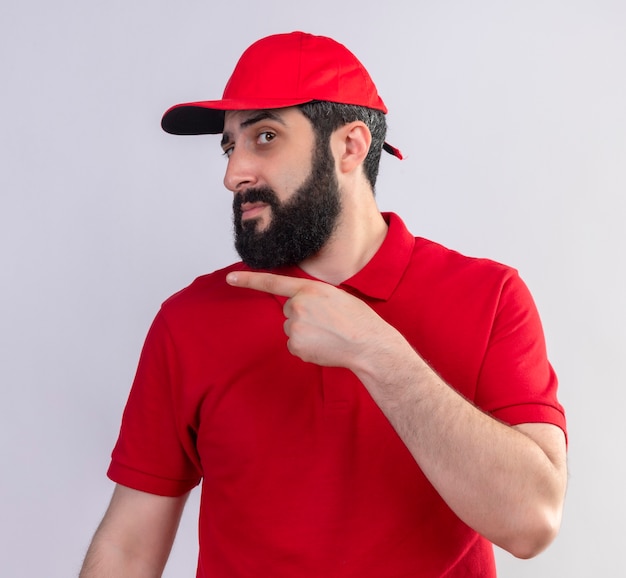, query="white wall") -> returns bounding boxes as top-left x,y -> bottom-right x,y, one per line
1,1 -> 624,576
